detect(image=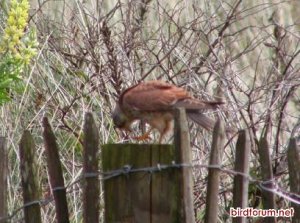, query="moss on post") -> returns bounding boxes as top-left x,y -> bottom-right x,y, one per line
102,144 -> 182,223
